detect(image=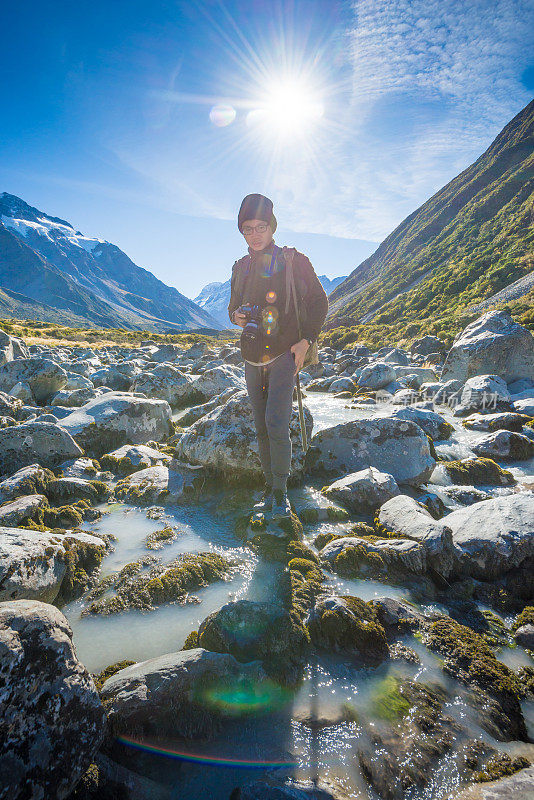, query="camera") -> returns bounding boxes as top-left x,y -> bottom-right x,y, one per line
238,303 -> 263,362
239,303 -> 261,341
